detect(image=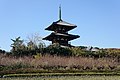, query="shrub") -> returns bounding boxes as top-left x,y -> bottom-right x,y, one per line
44,43 -> 72,56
